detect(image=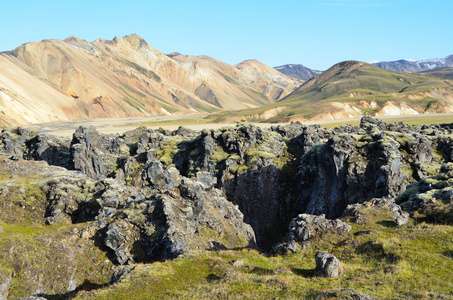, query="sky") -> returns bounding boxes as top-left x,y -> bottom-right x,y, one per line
0,0 -> 452,70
